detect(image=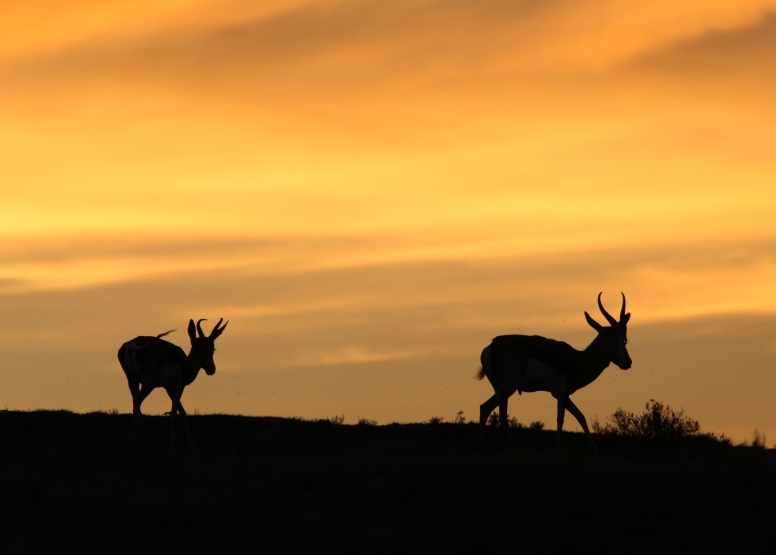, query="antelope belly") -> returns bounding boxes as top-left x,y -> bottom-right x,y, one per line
517,359 -> 564,394
157,357 -> 181,387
